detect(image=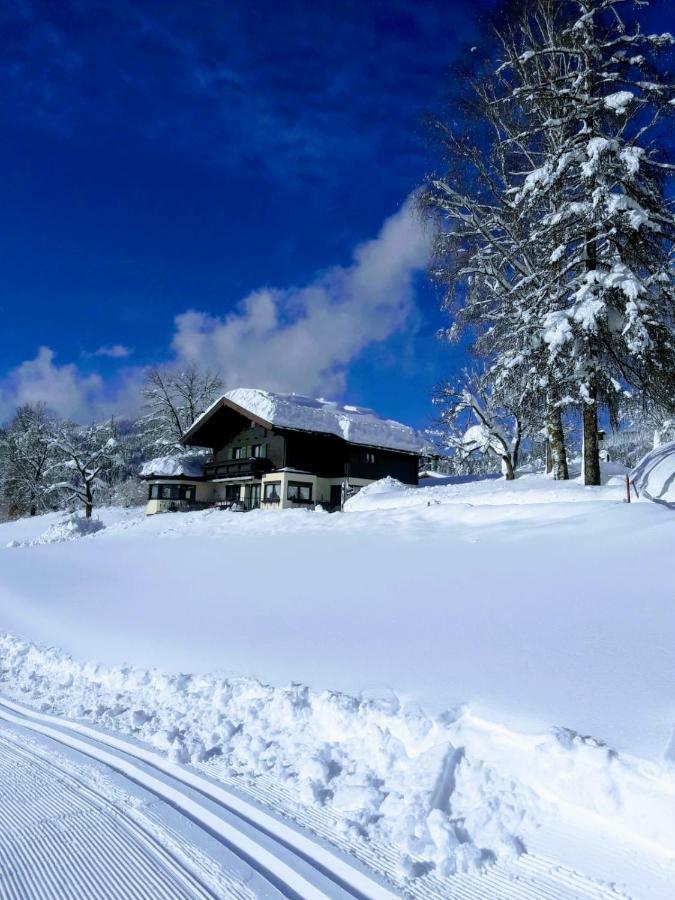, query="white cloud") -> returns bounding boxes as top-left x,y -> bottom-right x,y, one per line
0,347 -> 103,421
0,347 -> 144,424
0,197 -> 429,423
92,344 -> 133,359
171,195 -> 429,395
